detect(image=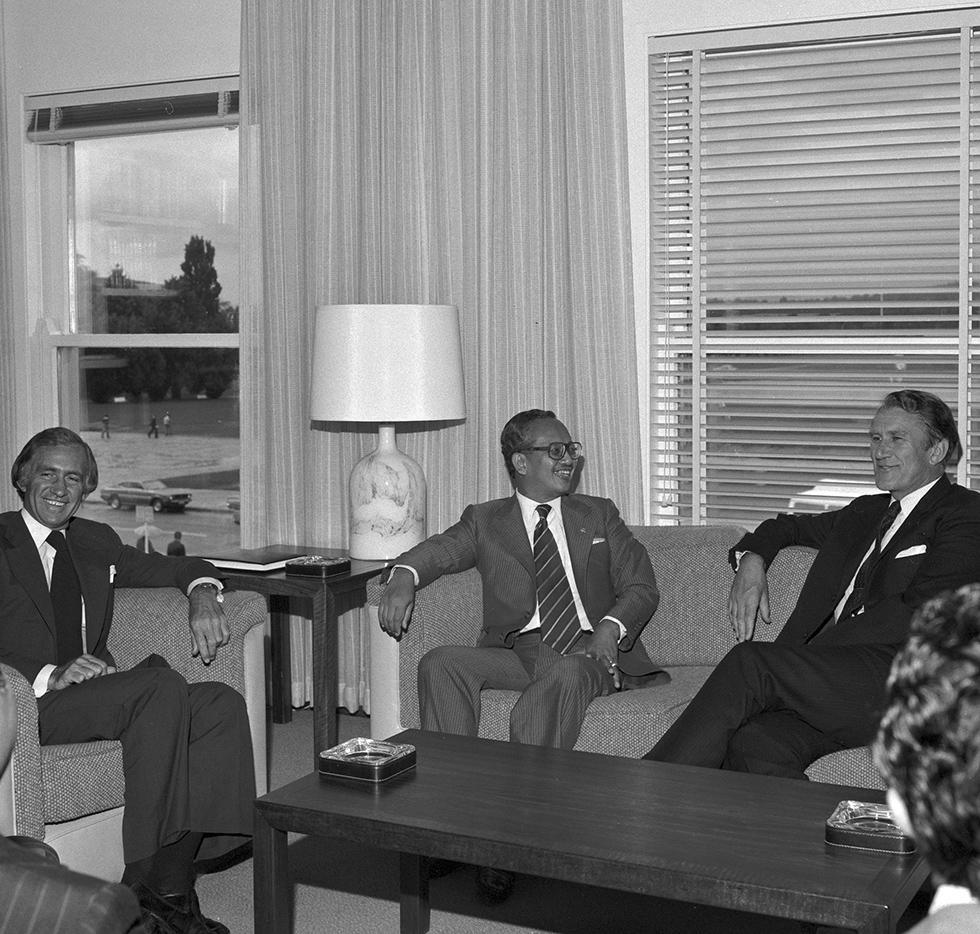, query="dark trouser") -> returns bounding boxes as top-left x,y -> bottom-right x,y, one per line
418,632 -> 614,750
38,667 -> 254,865
644,640 -> 897,779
